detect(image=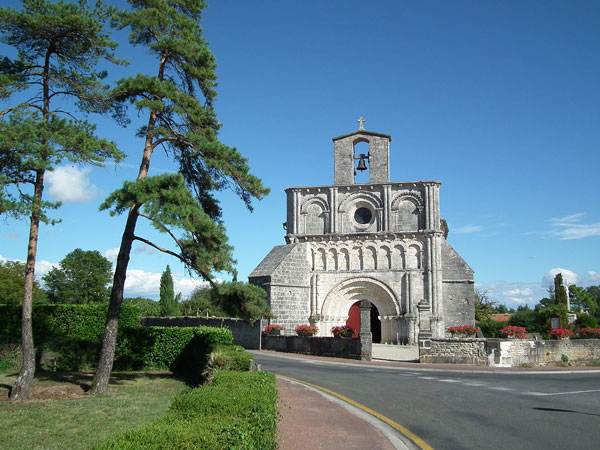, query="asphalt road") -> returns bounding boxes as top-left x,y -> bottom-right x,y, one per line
253,352 -> 600,450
